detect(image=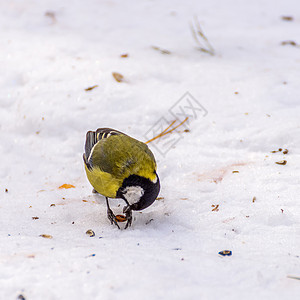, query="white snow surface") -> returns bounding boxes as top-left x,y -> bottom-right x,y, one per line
1,0 -> 300,299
